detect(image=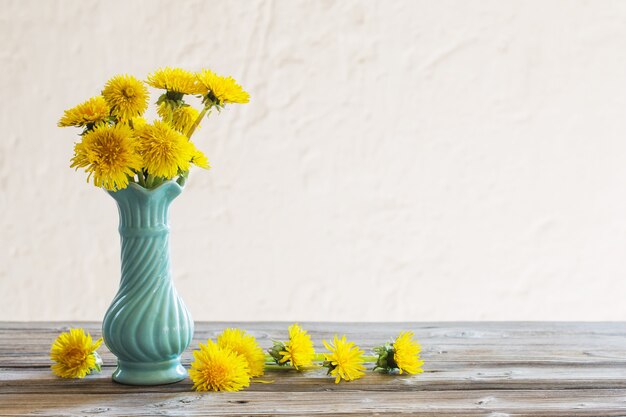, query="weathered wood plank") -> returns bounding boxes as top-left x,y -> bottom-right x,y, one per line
3,390 -> 626,416
4,321 -> 626,339
2,365 -> 626,394
3,322 -> 626,368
